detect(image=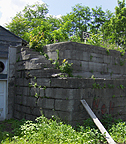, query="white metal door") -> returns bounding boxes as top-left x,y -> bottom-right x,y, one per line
0,81 -> 6,120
